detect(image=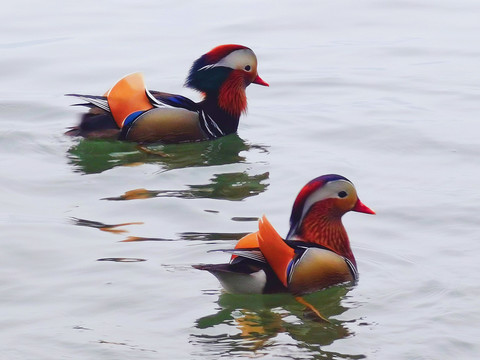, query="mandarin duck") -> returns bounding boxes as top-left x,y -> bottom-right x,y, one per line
194,175 -> 375,296
66,44 -> 268,143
